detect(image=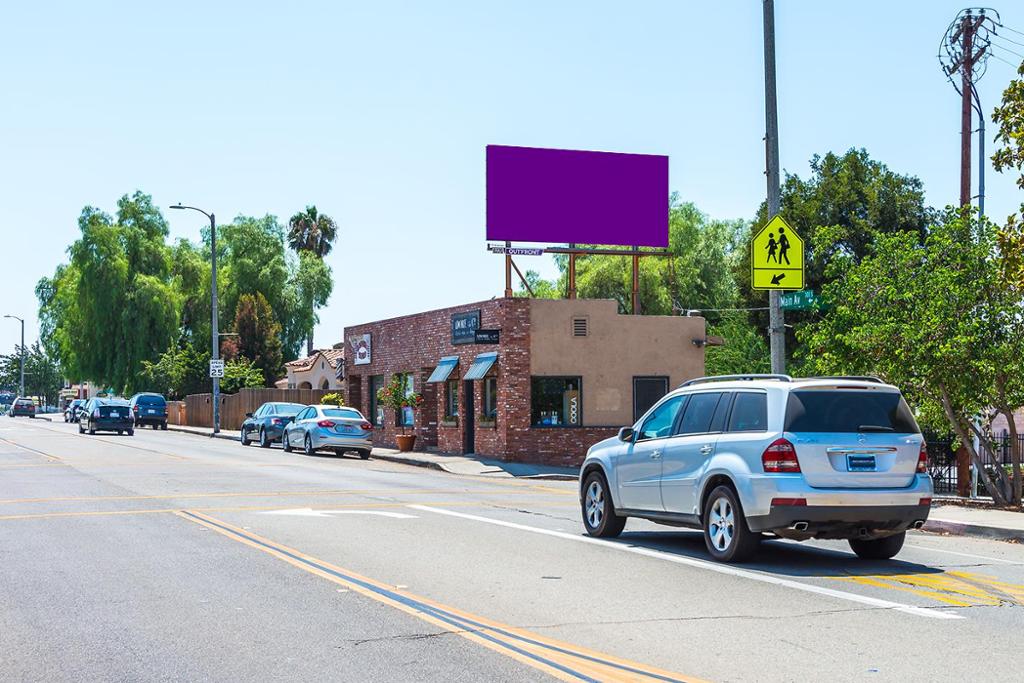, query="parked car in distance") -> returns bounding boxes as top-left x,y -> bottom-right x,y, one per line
64,399 -> 86,423
282,405 -> 373,458
129,393 -> 168,430
579,374 -> 933,563
9,397 -> 36,418
240,402 -> 307,448
79,397 -> 134,436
